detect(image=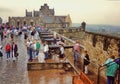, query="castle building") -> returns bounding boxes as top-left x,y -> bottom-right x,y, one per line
0,17 -> 2,24
9,3 -> 72,28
